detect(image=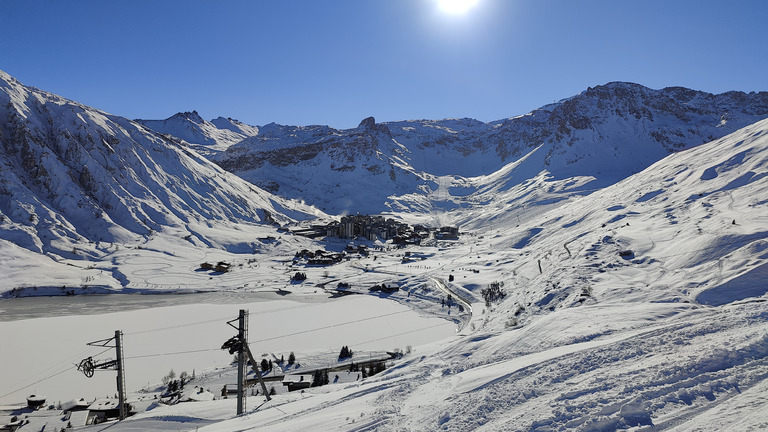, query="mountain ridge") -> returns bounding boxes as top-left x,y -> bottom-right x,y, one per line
0,70 -> 322,260
153,81 -> 766,214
